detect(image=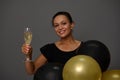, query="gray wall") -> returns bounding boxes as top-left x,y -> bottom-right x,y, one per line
0,0 -> 120,80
